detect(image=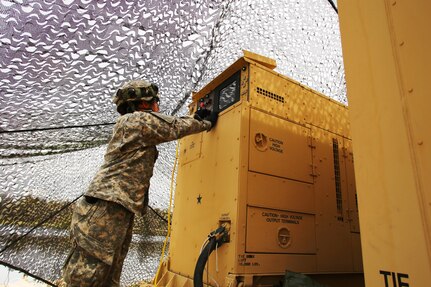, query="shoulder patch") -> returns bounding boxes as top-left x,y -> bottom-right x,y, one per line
150,112 -> 175,124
